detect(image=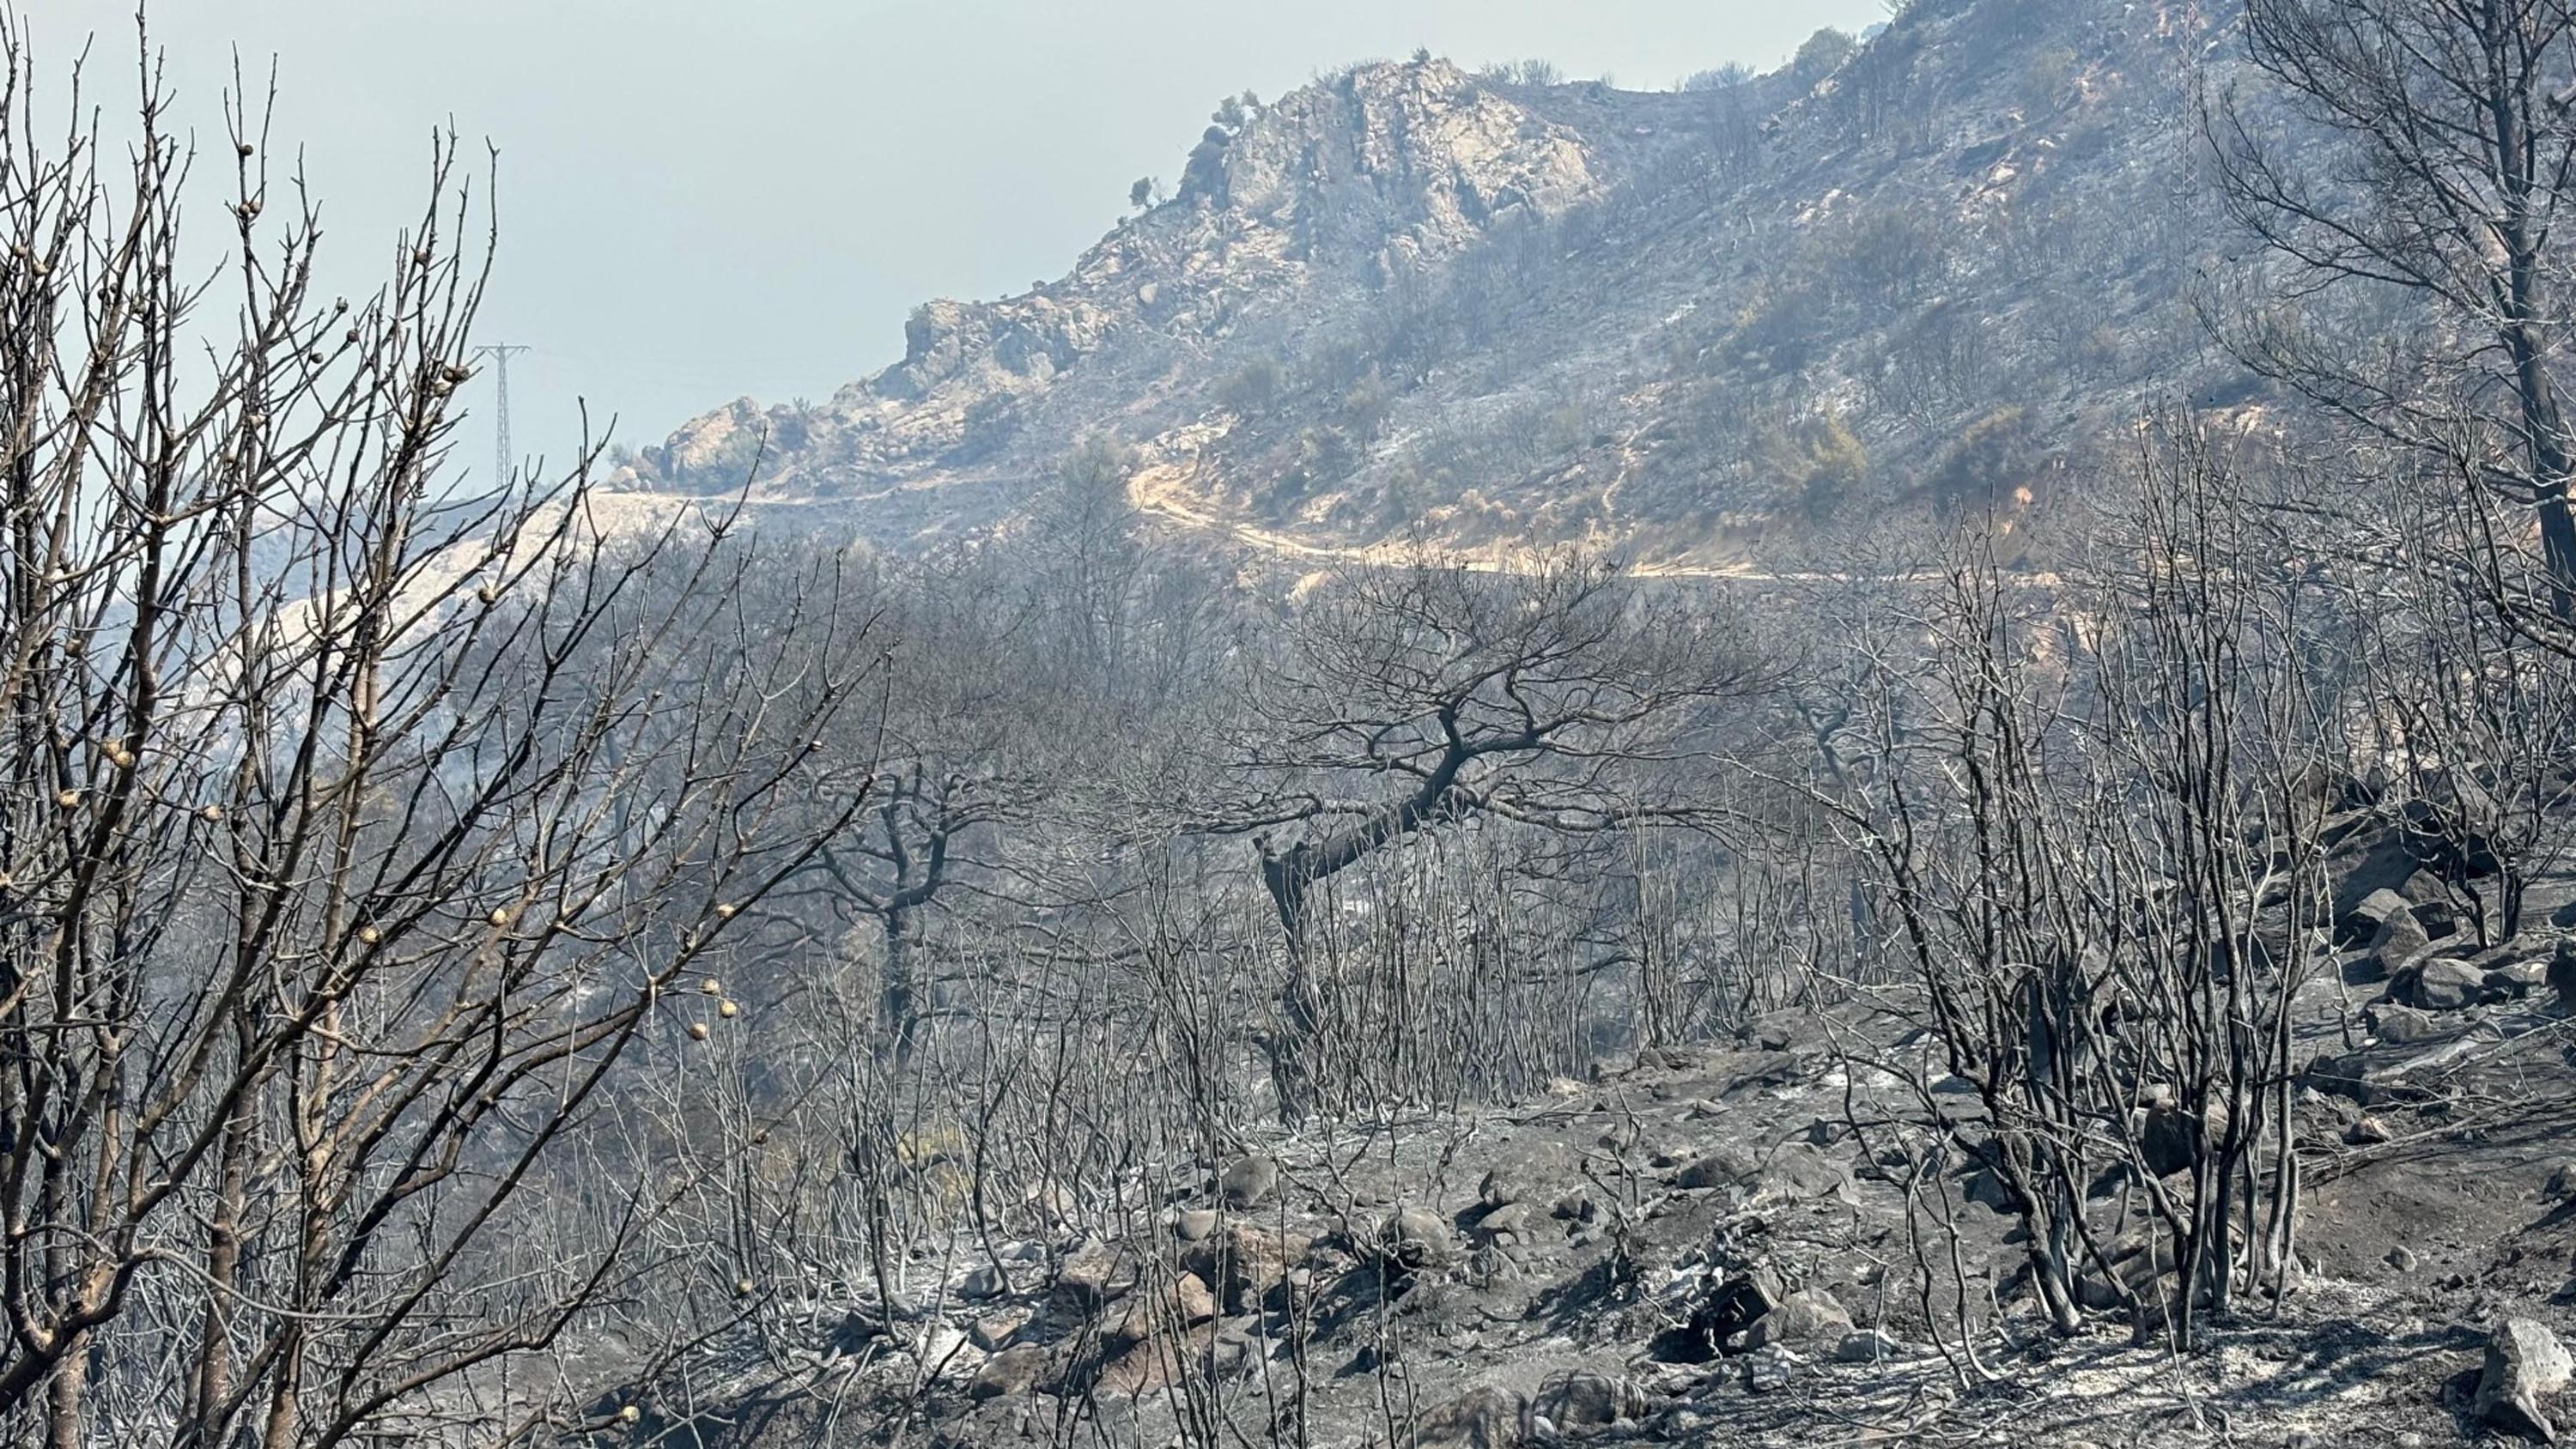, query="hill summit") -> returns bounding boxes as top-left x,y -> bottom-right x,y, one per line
618,0 -> 2242,568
